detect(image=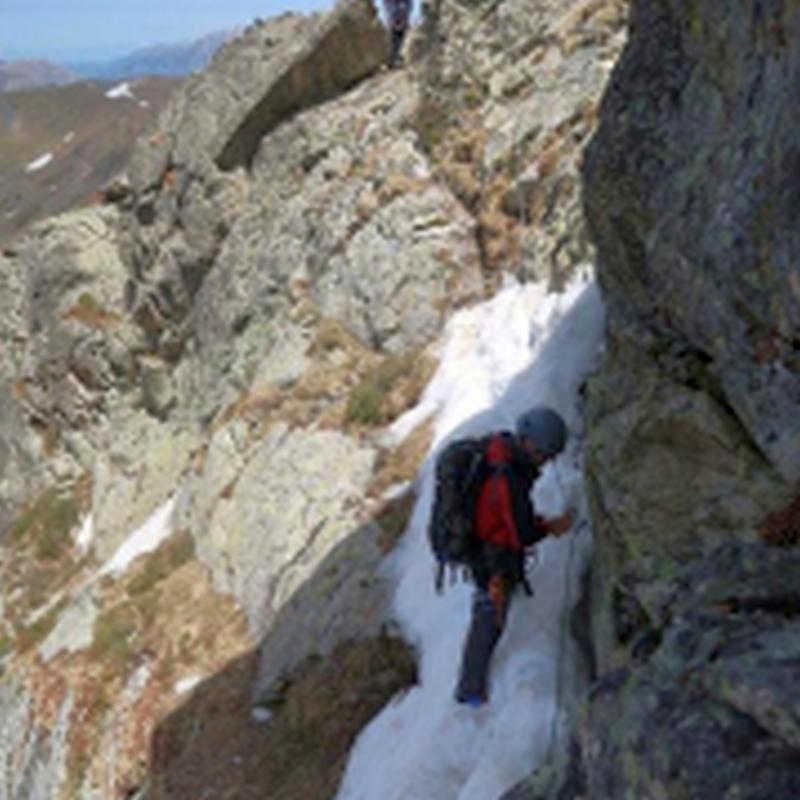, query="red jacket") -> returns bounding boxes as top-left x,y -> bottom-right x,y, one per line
473,434 -> 550,555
